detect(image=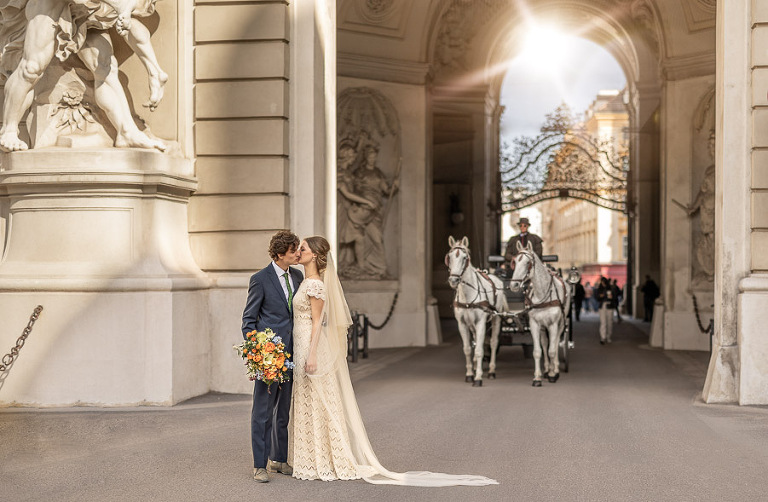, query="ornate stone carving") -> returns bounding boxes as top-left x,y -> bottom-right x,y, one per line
337,87 -> 401,280
432,0 -> 507,77
0,0 -> 168,152
688,89 -> 716,285
693,0 -> 716,13
630,0 -> 661,61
